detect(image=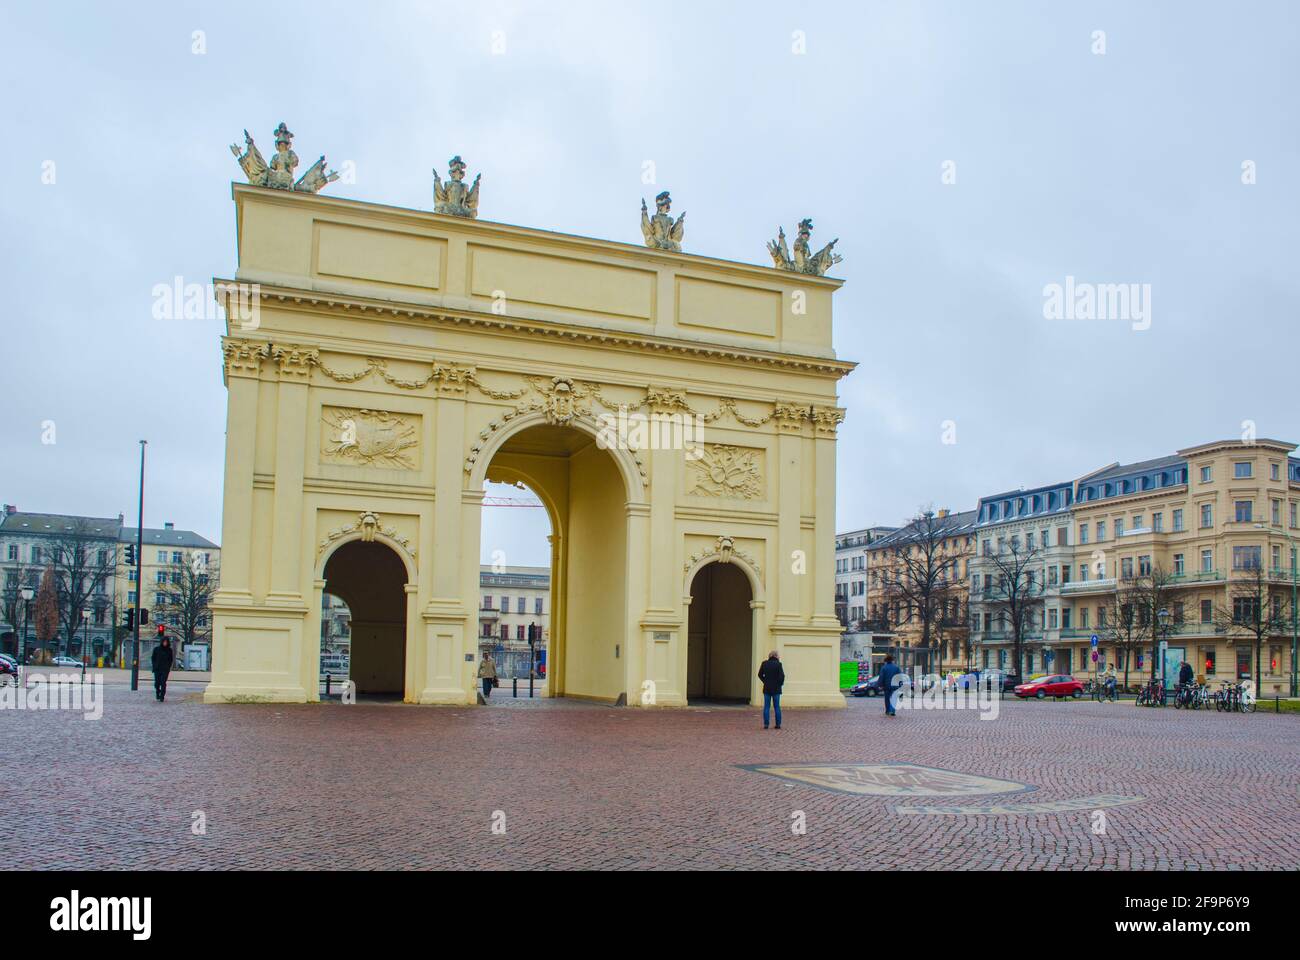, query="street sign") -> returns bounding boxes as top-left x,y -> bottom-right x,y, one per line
1090,635 -> 1099,646
1091,651 -> 1098,662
